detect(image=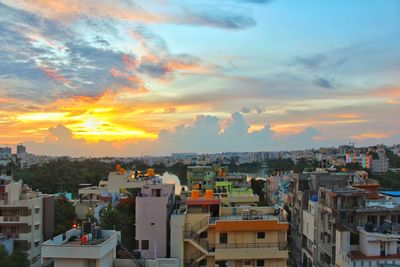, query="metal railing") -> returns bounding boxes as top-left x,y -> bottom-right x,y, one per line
214,242 -> 287,250
118,241 -> 145,267
184,231 -> 215,252
191,217 -> 209,232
